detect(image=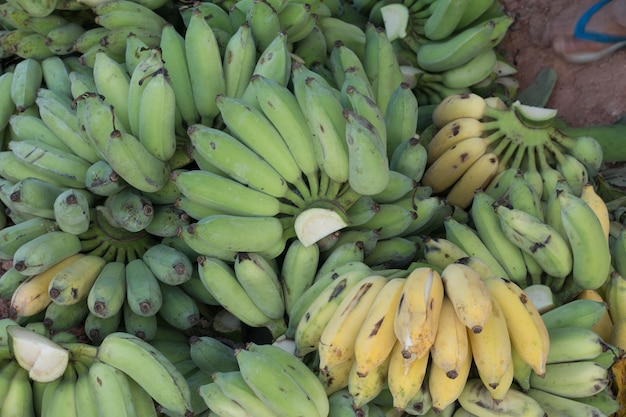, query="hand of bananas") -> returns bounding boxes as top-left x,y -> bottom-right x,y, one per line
1,0 -> 626,416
